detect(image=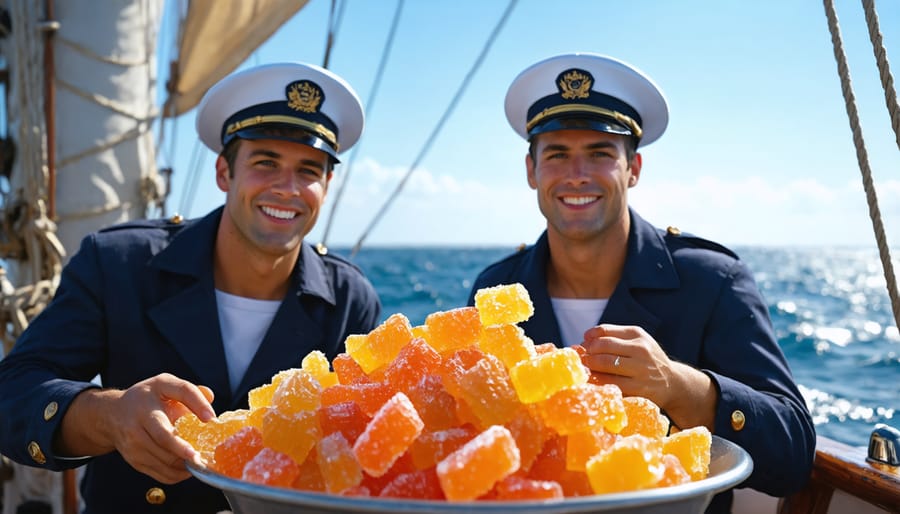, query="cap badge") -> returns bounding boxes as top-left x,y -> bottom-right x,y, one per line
286,80 -> 323,113
558,69 -> 592,100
